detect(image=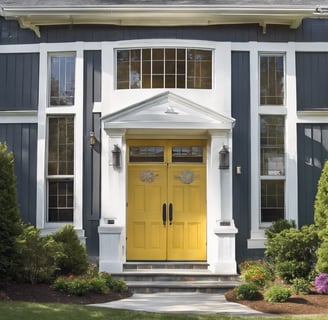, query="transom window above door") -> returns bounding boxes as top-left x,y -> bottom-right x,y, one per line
116,48 -> 212,90
128,140 -> 206,163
